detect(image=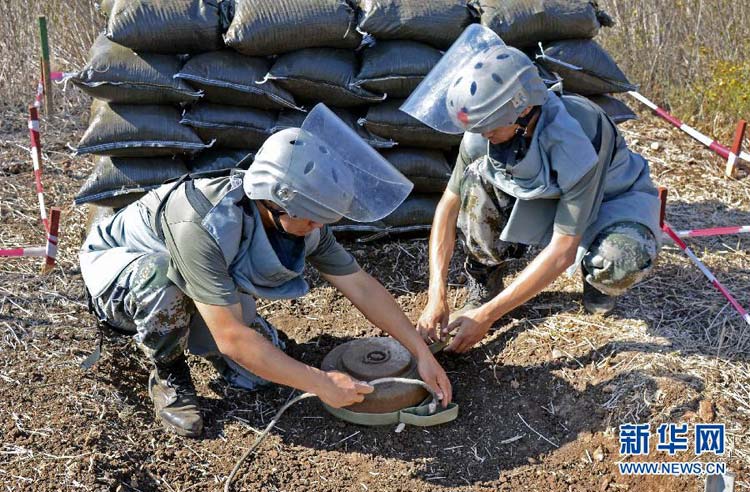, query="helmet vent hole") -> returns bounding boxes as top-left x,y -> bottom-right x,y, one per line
492,73 -> 503,84
304,160 -> 315,174
453,76 -> 463,87
474,62 -> 483,69
291,139 -> 305,146
331,169 -> 339,183
319,145 -> 329,154
448,99 -> 454,108
470,81 -> 477,96
496,53 -> 509,60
